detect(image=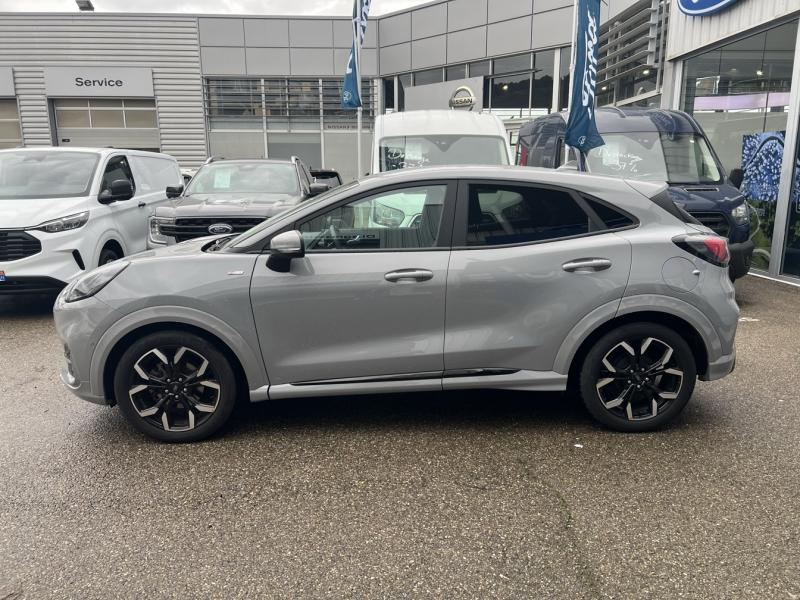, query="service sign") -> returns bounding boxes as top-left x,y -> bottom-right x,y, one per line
677,0 -> 742,16
44,67 -> 154,97
0,67 -> 14,96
